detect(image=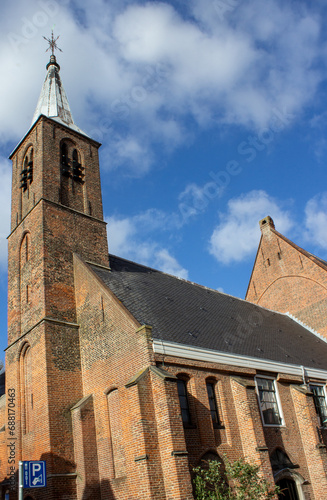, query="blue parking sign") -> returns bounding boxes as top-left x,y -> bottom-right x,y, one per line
23,461 -> 46,488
